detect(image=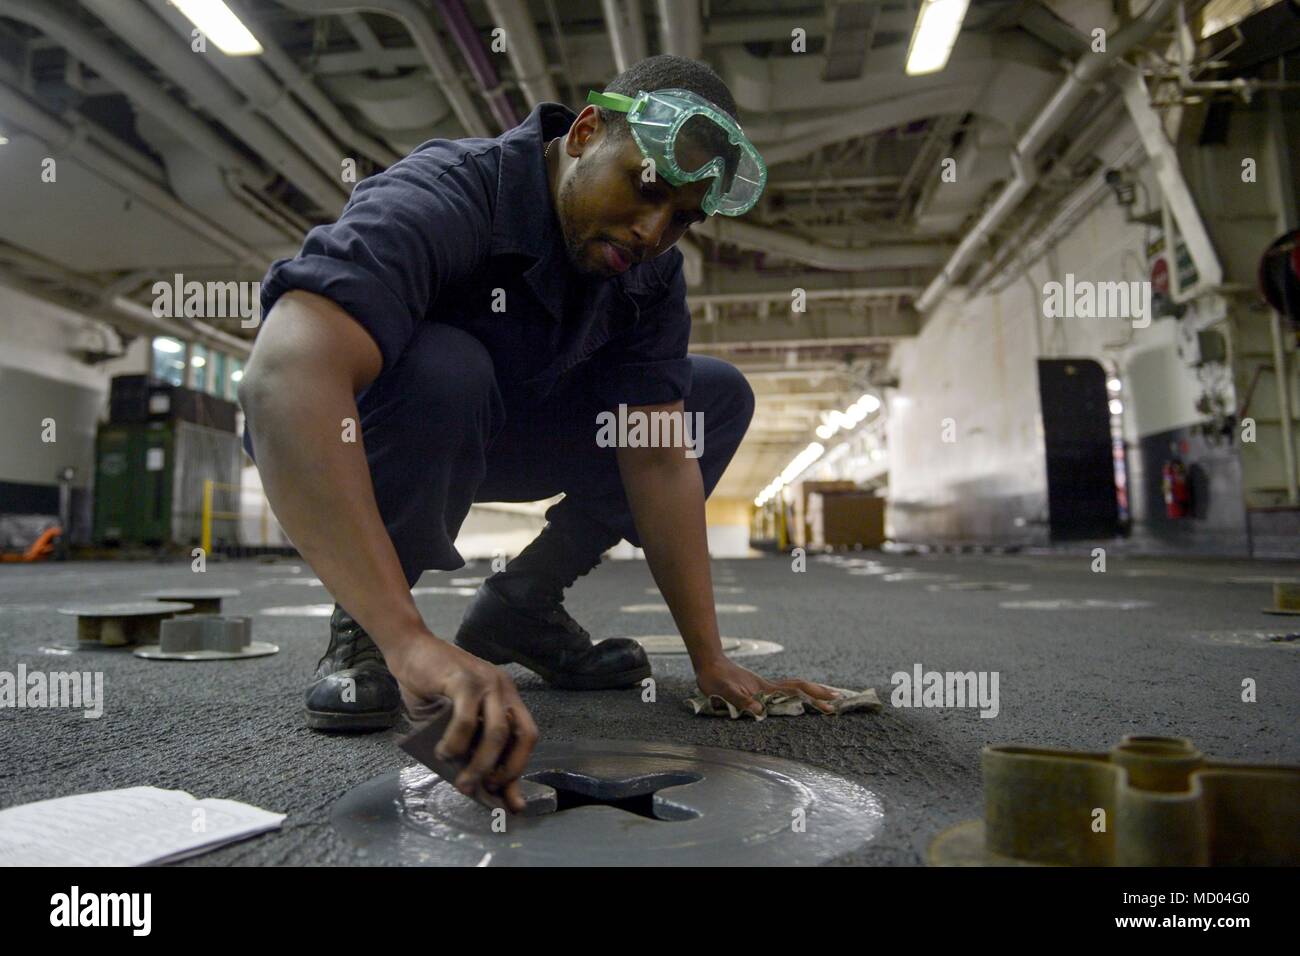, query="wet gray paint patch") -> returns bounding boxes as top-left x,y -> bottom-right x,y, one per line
260,604 -> 335,617
1190,630 -> 1300,649
636,635 -> 742,653
10,644 -> 78,657
925,582 -> 1031,592
644,586 -> 746,594
620,603 -> 757,613
630,635 -> 783,658
141,587 -> 241,600
881,572 -> 960,583
332,739 -> 883,866
999,599 -> 1154,610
